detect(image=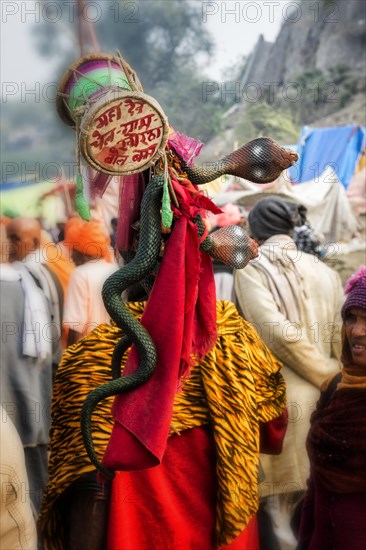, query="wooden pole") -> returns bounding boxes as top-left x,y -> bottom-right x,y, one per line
76,0 -> 101,208
77,0 -> 85,56
77,0 -> 100,55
